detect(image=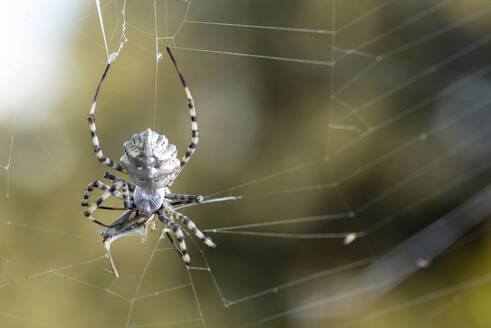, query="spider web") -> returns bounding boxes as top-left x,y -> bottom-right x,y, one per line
1,0 -> 491,327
